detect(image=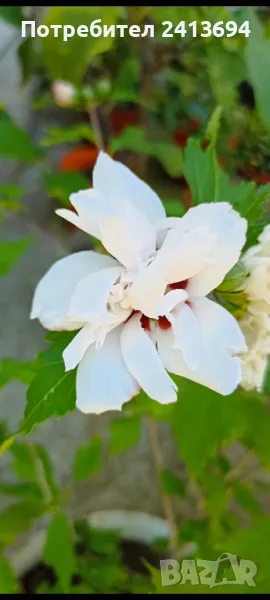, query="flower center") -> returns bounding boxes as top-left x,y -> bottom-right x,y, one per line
169,279 -> 188,290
